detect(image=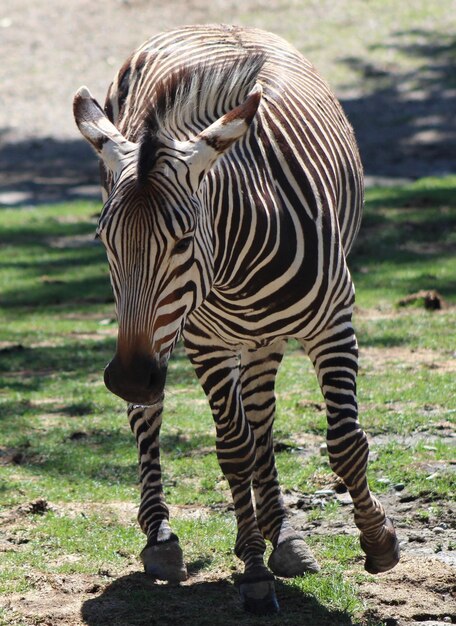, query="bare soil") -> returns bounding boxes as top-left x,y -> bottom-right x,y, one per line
1,484 -> 455,625
1,0 -> 456,206
286,488 -> 456,625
